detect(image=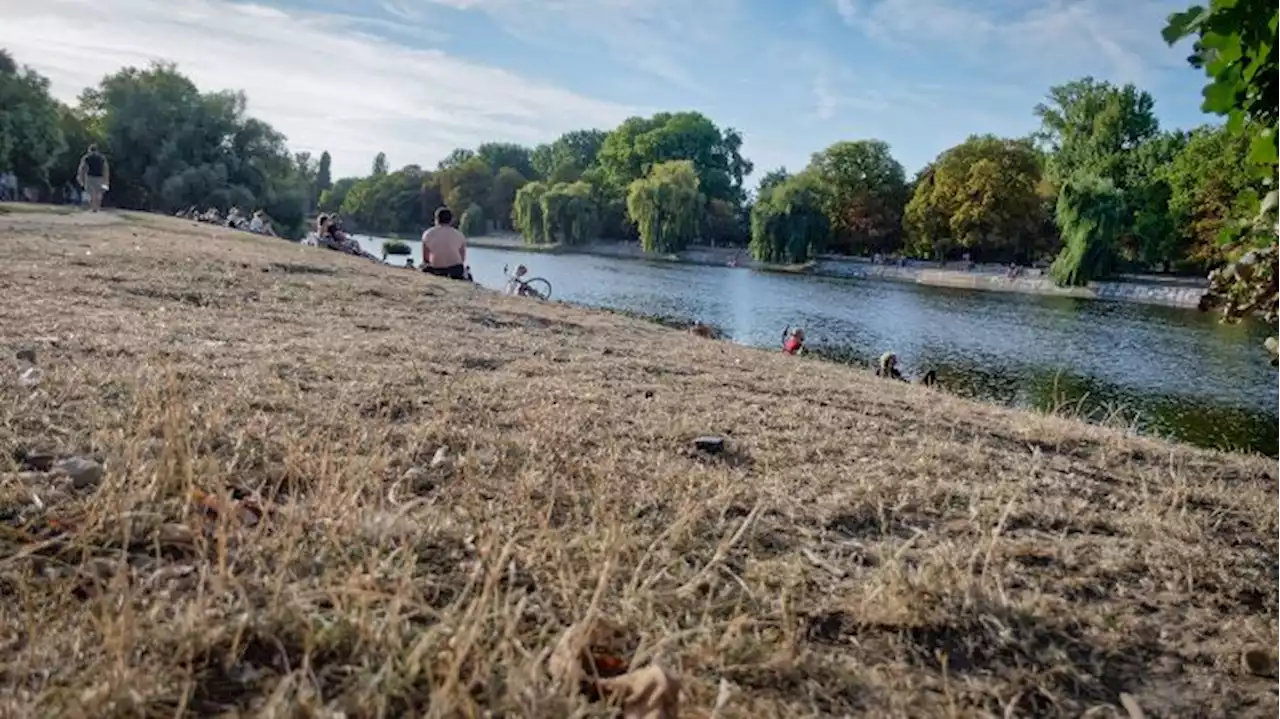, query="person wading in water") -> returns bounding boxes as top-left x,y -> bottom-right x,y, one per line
421,206 -> 469,280
76,144 -> 110,212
